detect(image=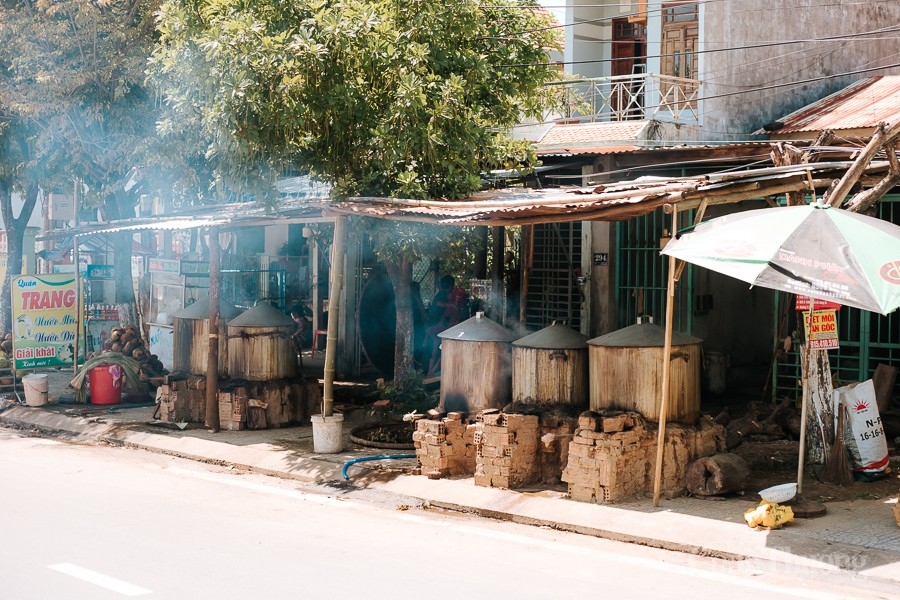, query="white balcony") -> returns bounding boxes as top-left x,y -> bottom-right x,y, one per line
552,73 -> 701,125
